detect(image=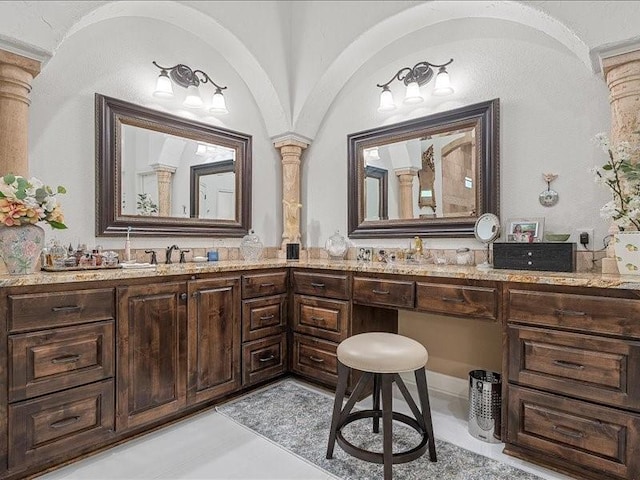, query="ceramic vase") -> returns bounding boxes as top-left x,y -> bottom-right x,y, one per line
0,224 -> 45,274
613,231 -> 640,274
